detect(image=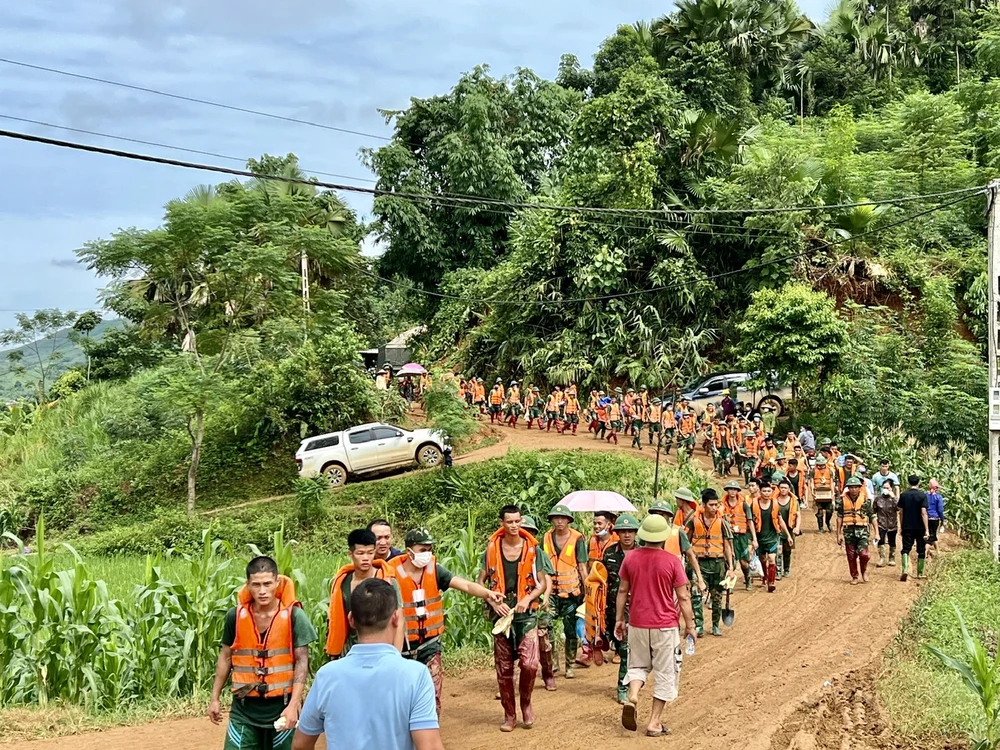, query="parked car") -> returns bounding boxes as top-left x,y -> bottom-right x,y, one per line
296,422 -> 447,487
678,372 -> 792,416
